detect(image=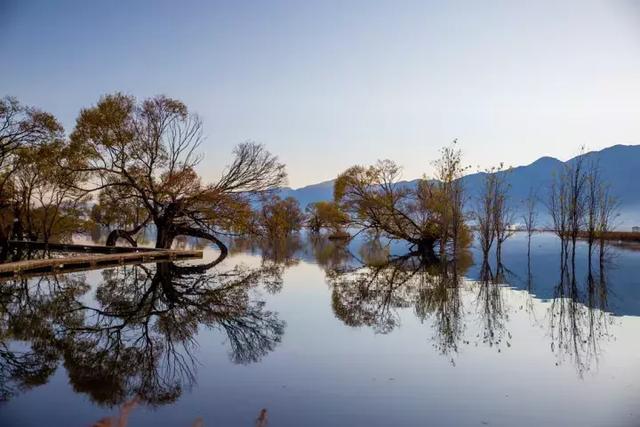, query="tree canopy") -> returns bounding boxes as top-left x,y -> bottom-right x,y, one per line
334,148 -> 470,259
70,93 -> 287,252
